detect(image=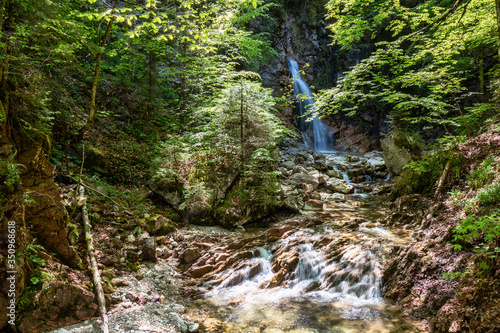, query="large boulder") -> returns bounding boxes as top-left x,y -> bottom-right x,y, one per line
148,168 -> 184,209
289,173 -> 320,190
381,136 -> 412,175
18,282 -> 97,333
